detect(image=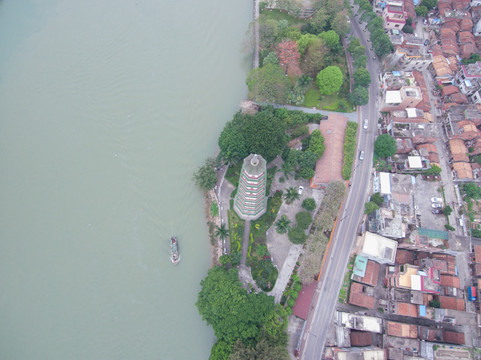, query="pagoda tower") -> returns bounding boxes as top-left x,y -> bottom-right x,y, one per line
234,154 -> 267,220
